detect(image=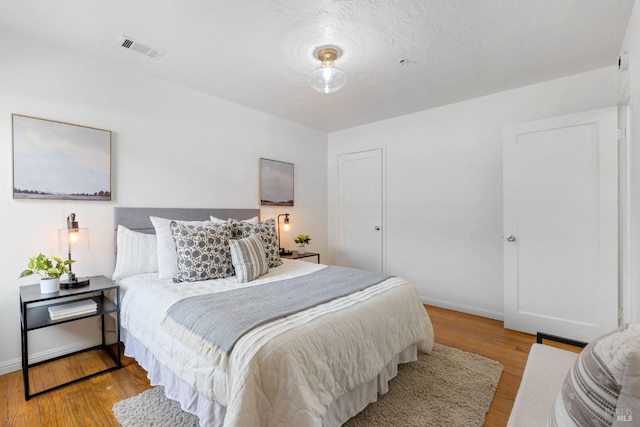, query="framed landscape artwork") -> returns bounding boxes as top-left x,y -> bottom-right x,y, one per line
260,158 -> 294,206
12,114 -> 112,200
